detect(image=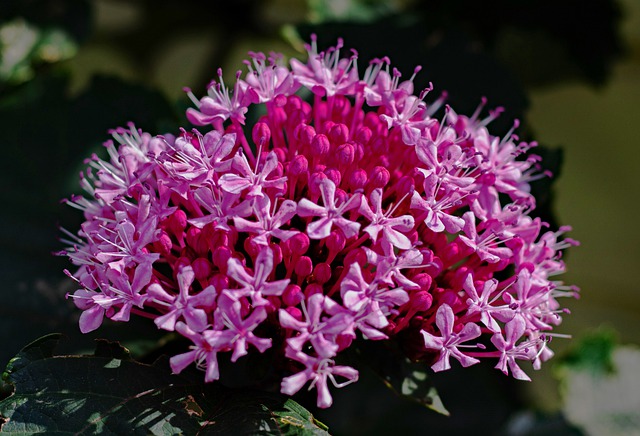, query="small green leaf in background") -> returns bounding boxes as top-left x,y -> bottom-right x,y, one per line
306,0 -> 397,23
0,19 -> 78,85
0,334 -> 330,435
557,327 -> 618,376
